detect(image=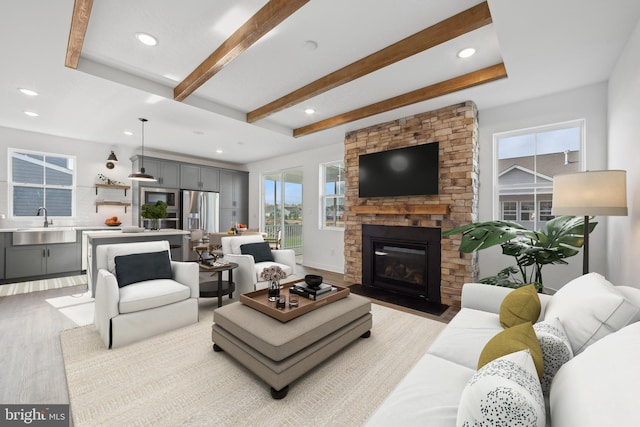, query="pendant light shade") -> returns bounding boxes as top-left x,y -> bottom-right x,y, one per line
129,118 -> 157,182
